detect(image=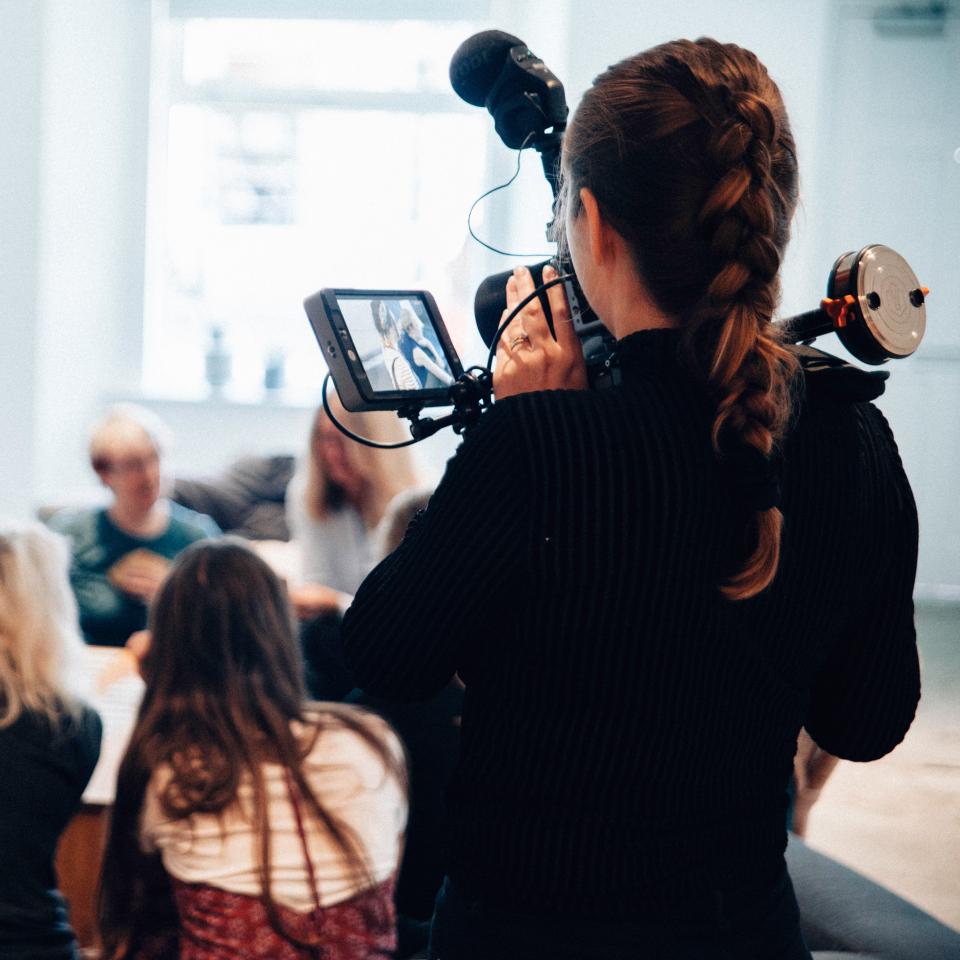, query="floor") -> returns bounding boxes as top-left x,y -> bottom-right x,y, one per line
803,601 -> 960,931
